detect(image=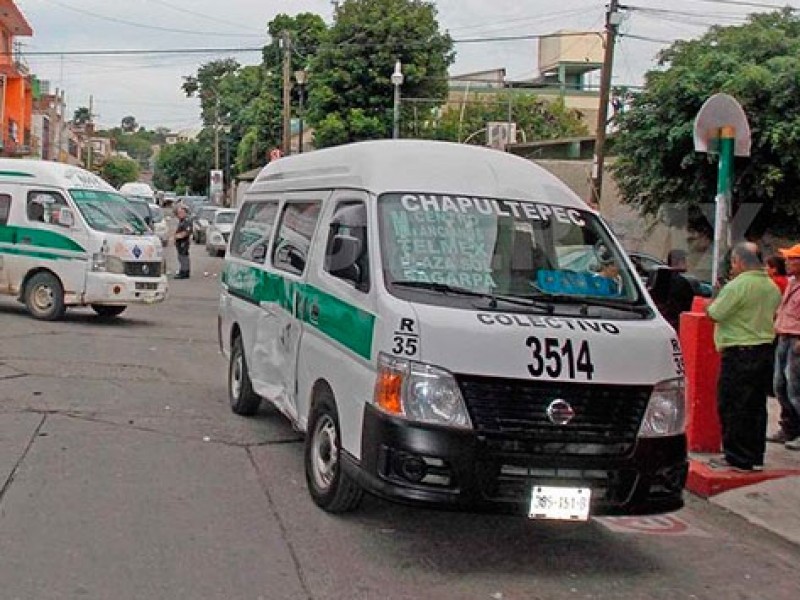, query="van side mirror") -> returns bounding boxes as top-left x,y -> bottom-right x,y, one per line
328,234 -> 362,285
252,243 -> 267,263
